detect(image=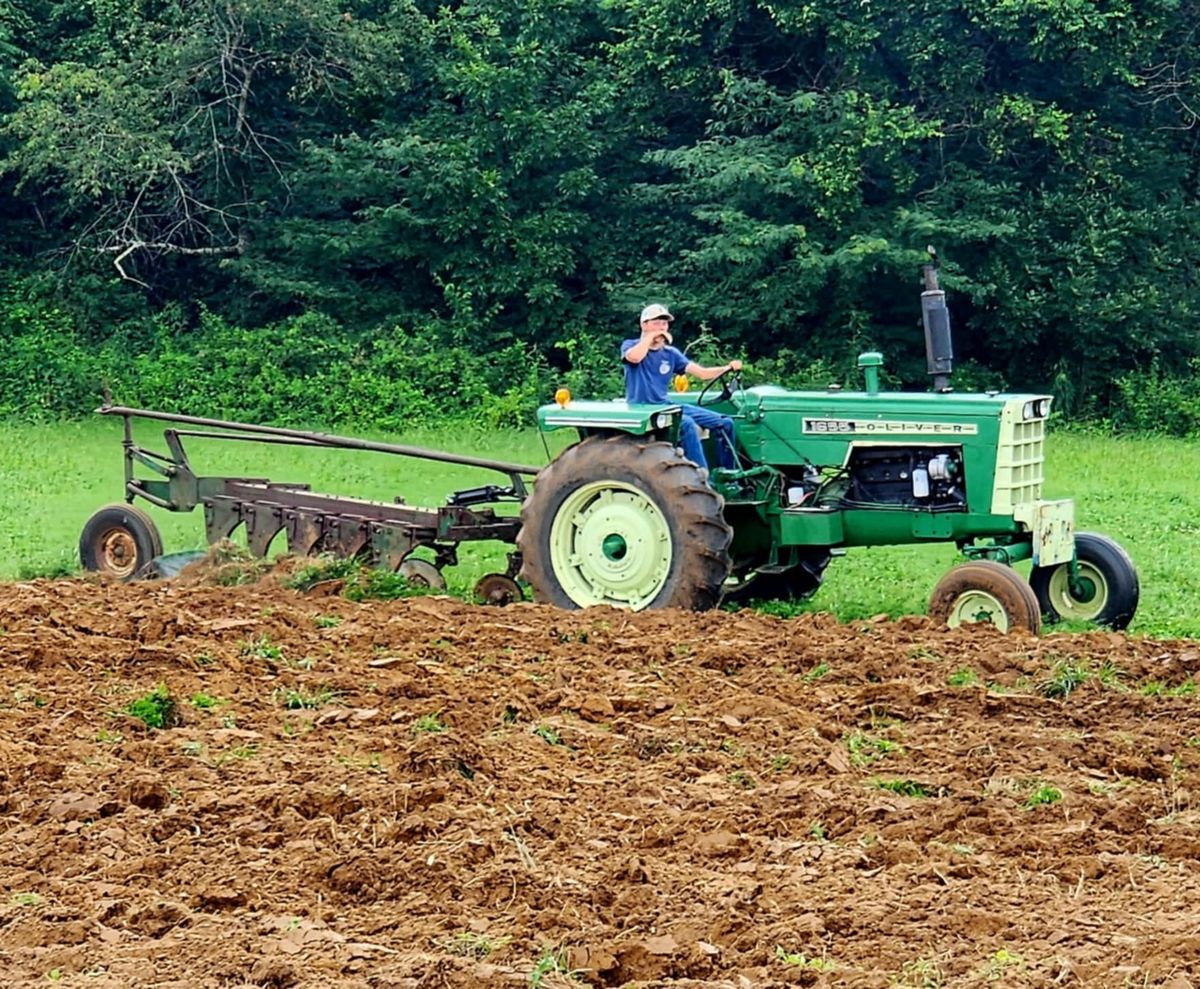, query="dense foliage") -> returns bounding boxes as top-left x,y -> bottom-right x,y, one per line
2,0 -> 1199,428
